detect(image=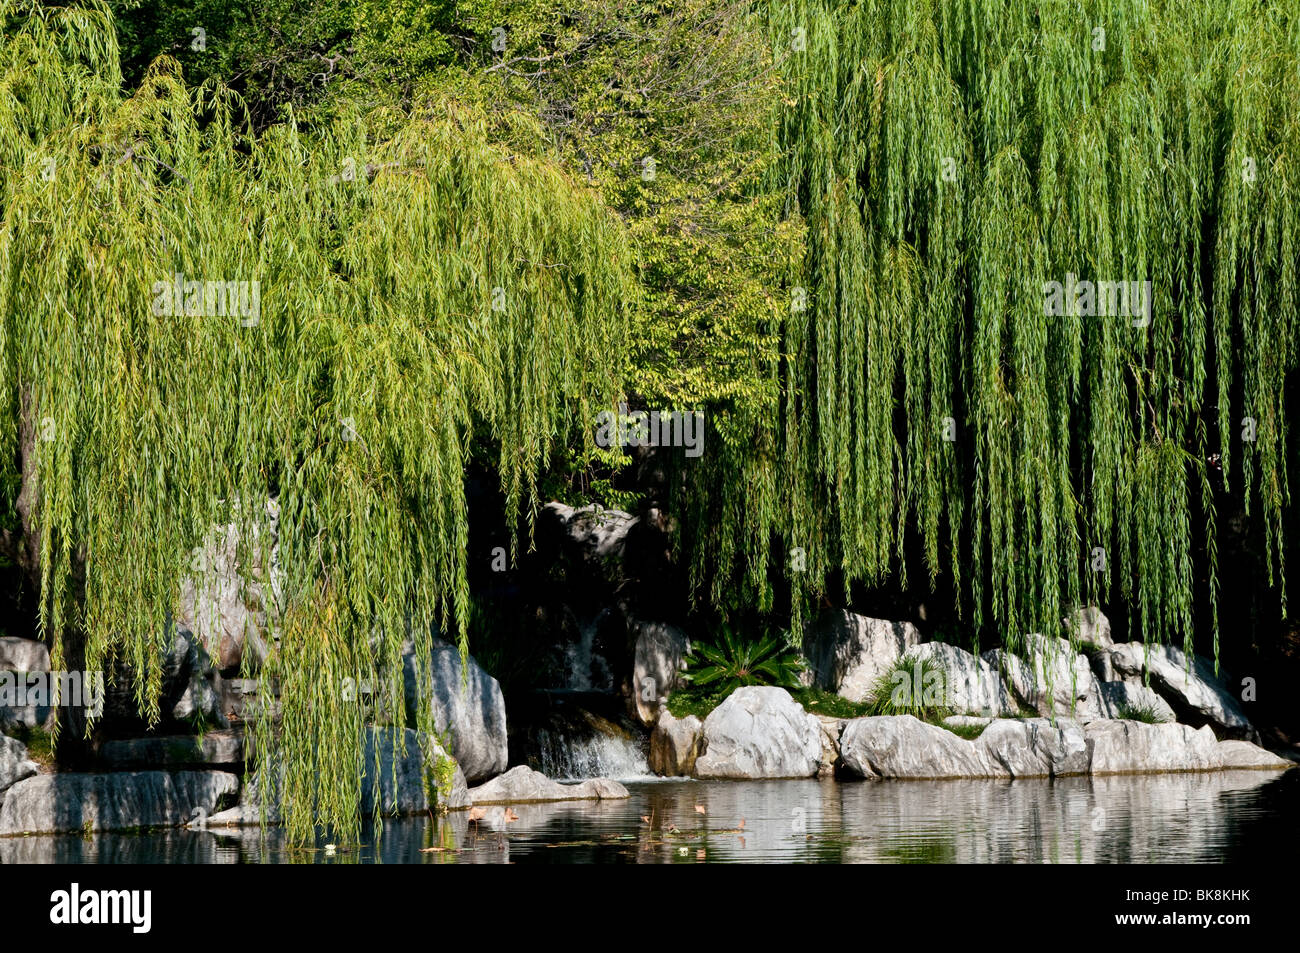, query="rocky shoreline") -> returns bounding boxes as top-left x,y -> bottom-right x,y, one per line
0,504 -> 1294,838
